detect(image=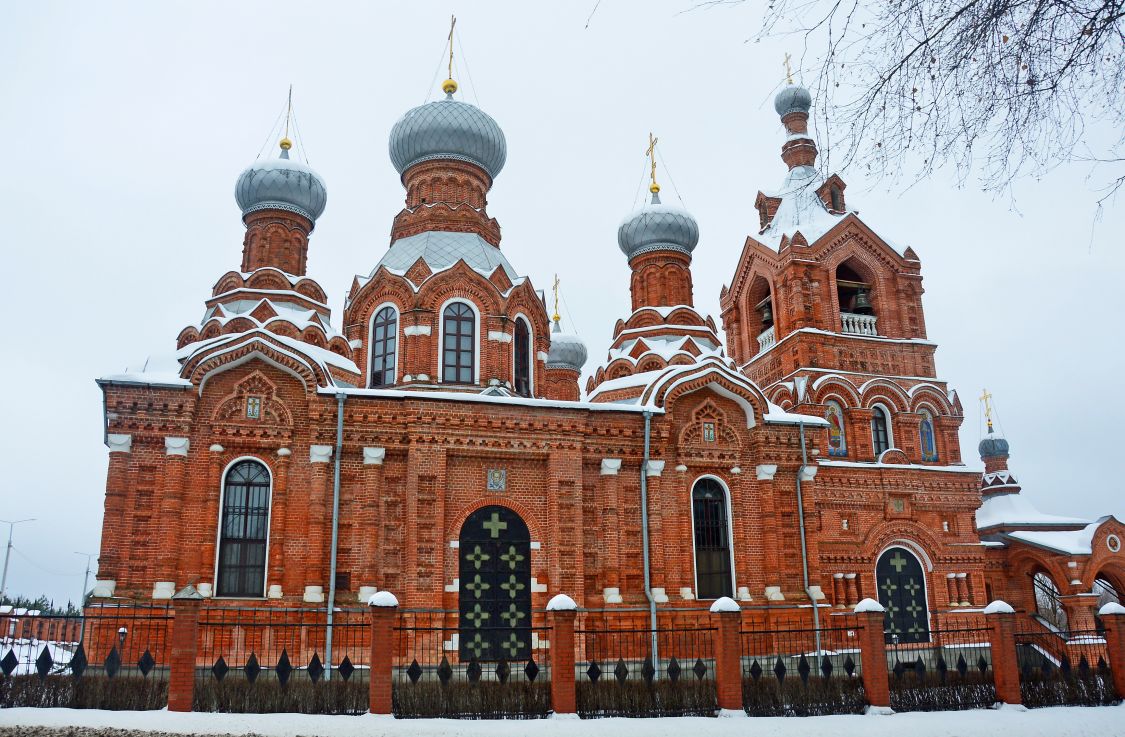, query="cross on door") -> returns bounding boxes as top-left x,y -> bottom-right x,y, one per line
890,551 -> 909,573
482,512 -> 508,538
